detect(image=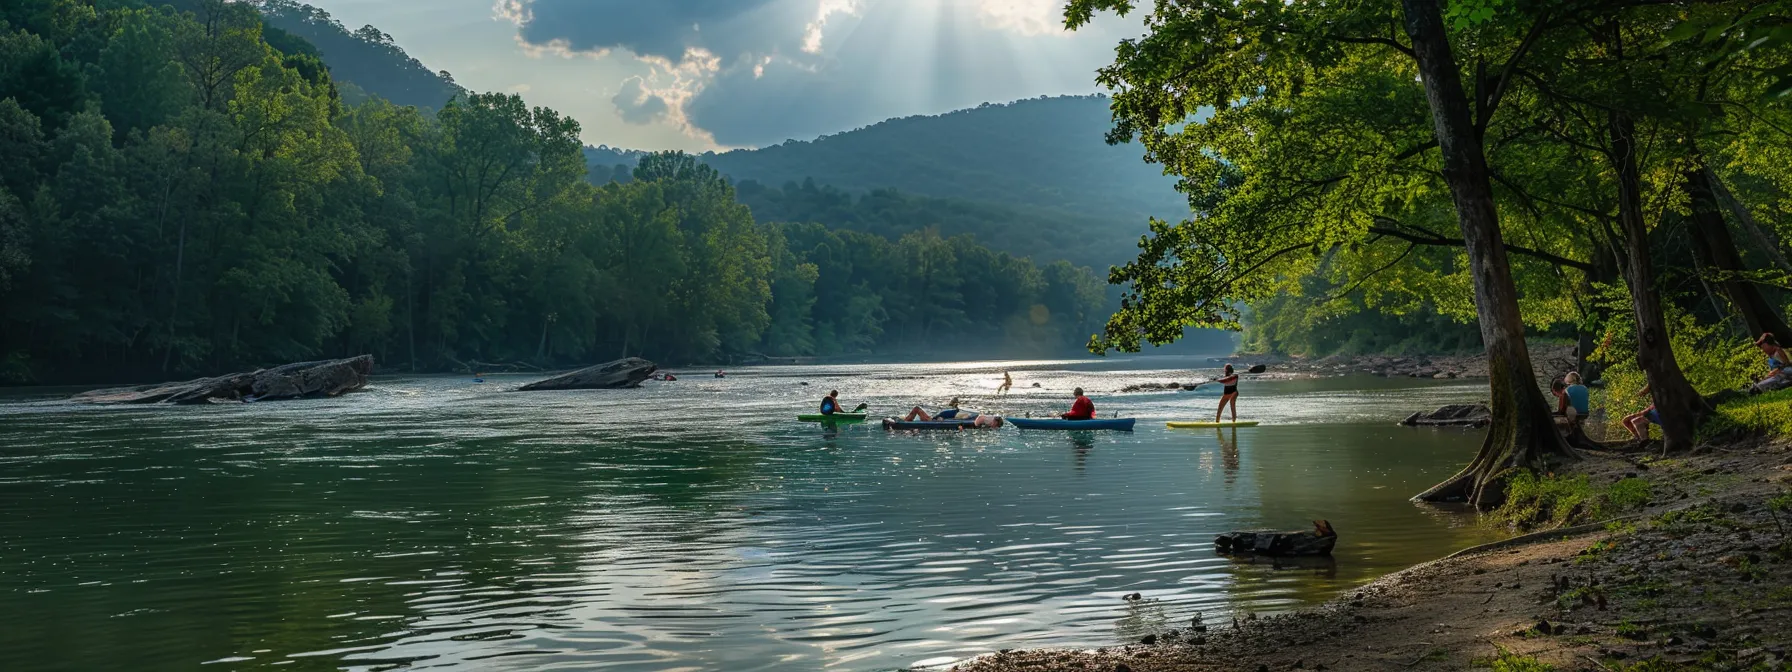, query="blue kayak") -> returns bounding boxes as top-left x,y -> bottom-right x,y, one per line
1007,417 -> 1136,431
882,418 -> 979,430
